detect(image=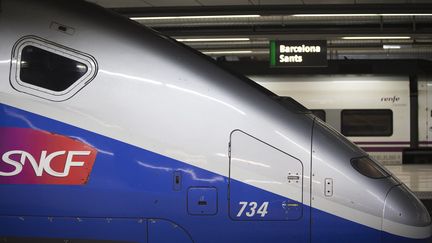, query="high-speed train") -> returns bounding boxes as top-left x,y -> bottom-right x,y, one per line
250,75 -> 431,165
0,1 -> 431,243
